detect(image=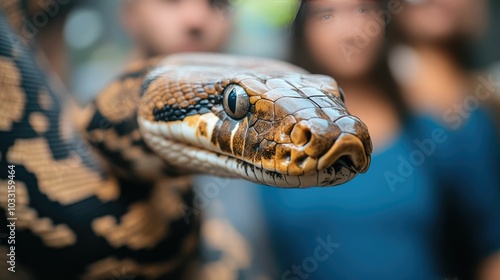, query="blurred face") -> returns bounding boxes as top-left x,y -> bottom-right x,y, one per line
396,0 -> 487,43
123,0 -> 232,56
303,0 -> 385,80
